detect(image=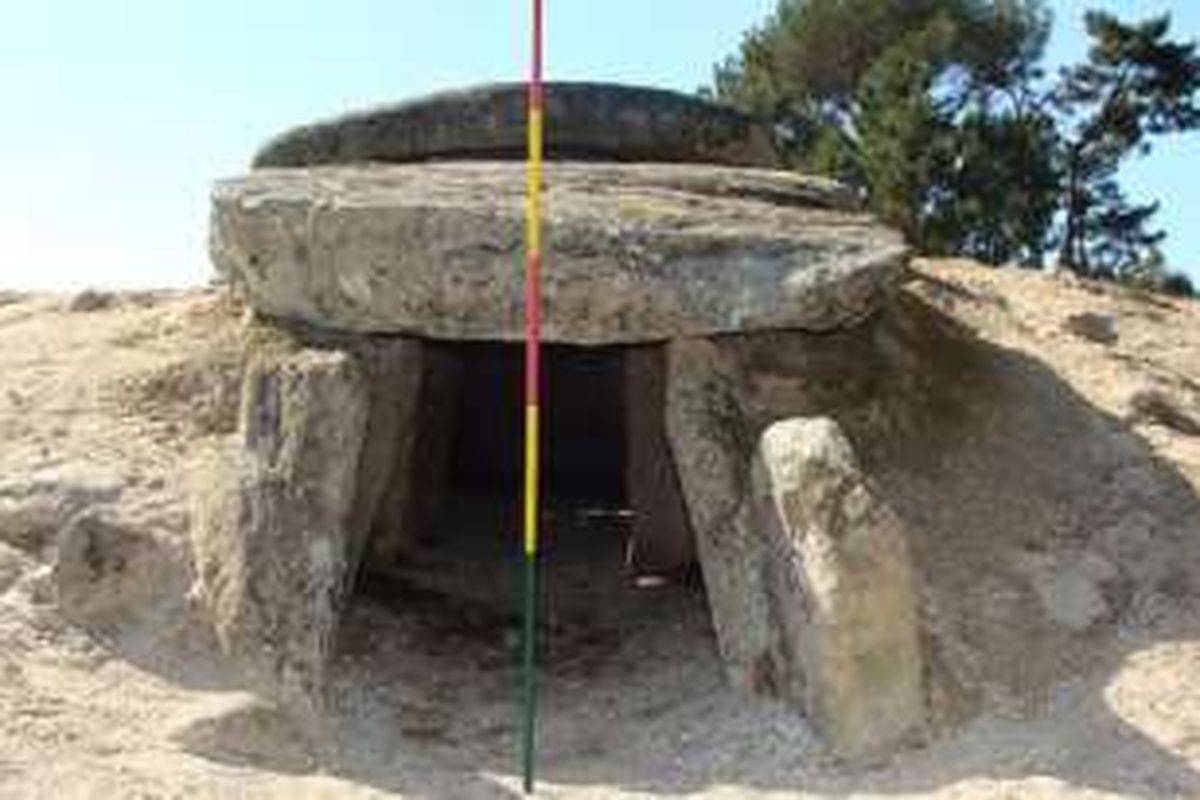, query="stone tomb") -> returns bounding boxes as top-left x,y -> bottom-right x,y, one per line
196,83 -> 922,760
